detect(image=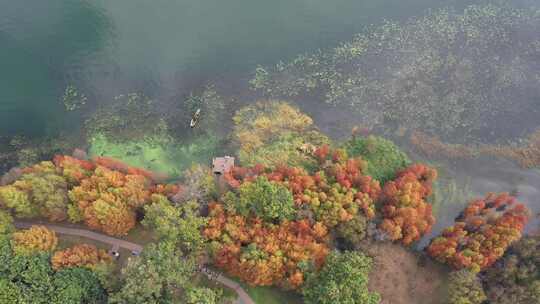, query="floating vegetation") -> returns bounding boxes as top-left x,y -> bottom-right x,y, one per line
88,132 -> 220,178
62,85 -> 87,111
410,129 -> 540,169
84,93 -> 163,142
86,92 -> 222,178
252,5 -> 540,141
183,85 -> 226,132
